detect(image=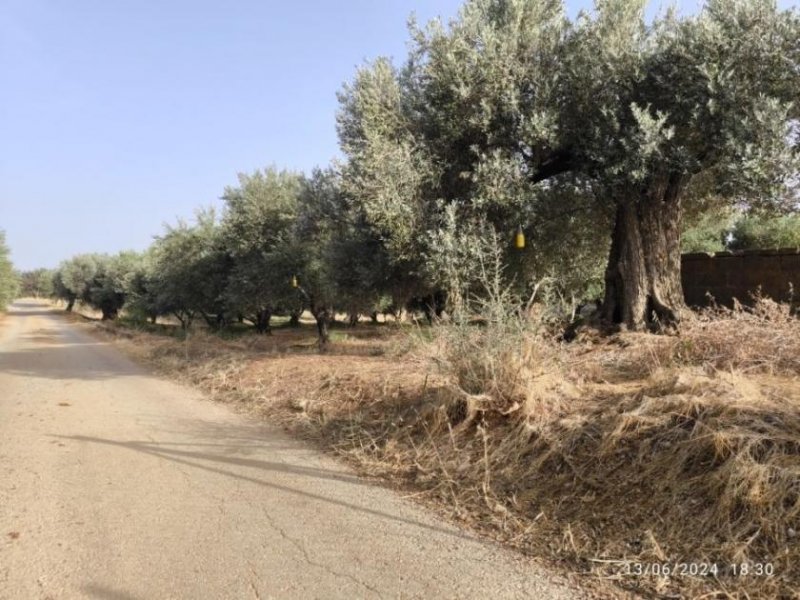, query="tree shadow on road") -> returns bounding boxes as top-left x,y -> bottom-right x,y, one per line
1,303 -> 140,380
122,414 -> 317,453
55,434 -> 472,542
6,308 -> 59,317
64,433 -> 369,486
0,342 -> 141,380
81,583 -> 141,600
6,302 -> 61,317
